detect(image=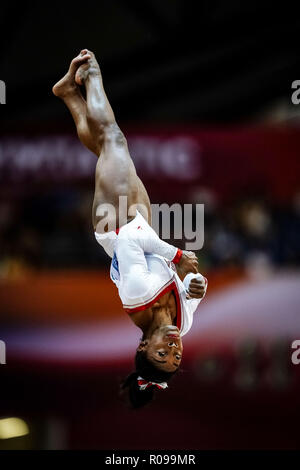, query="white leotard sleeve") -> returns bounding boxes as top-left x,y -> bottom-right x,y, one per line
132,224 -> 179,262
94,211 -> 179,262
